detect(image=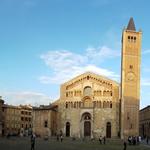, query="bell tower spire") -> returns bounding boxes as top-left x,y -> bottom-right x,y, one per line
127,17 -> 136,31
